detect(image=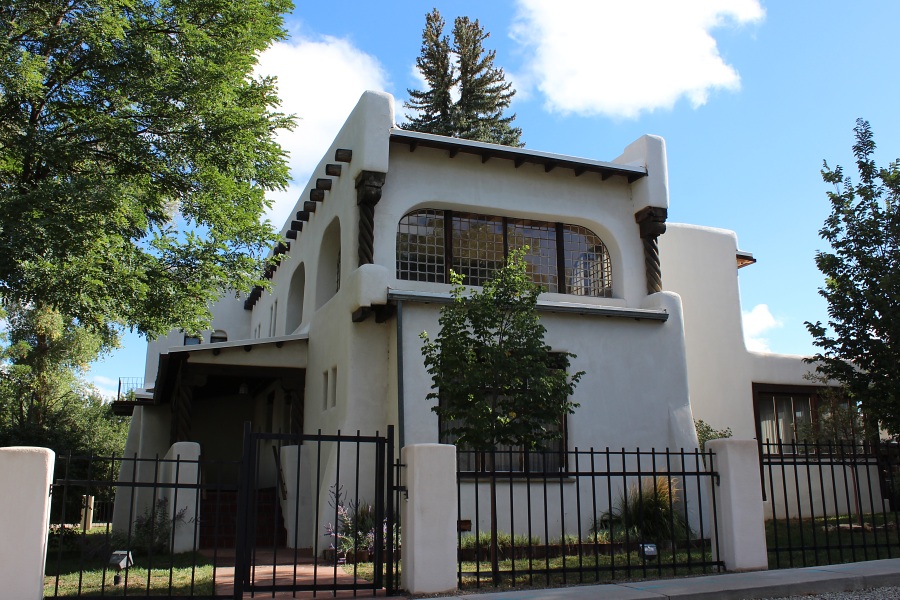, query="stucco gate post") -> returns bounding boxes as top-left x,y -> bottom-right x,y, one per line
707,439 -> 768,571
0,447 -> 55,599
400,443 -> 457,595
